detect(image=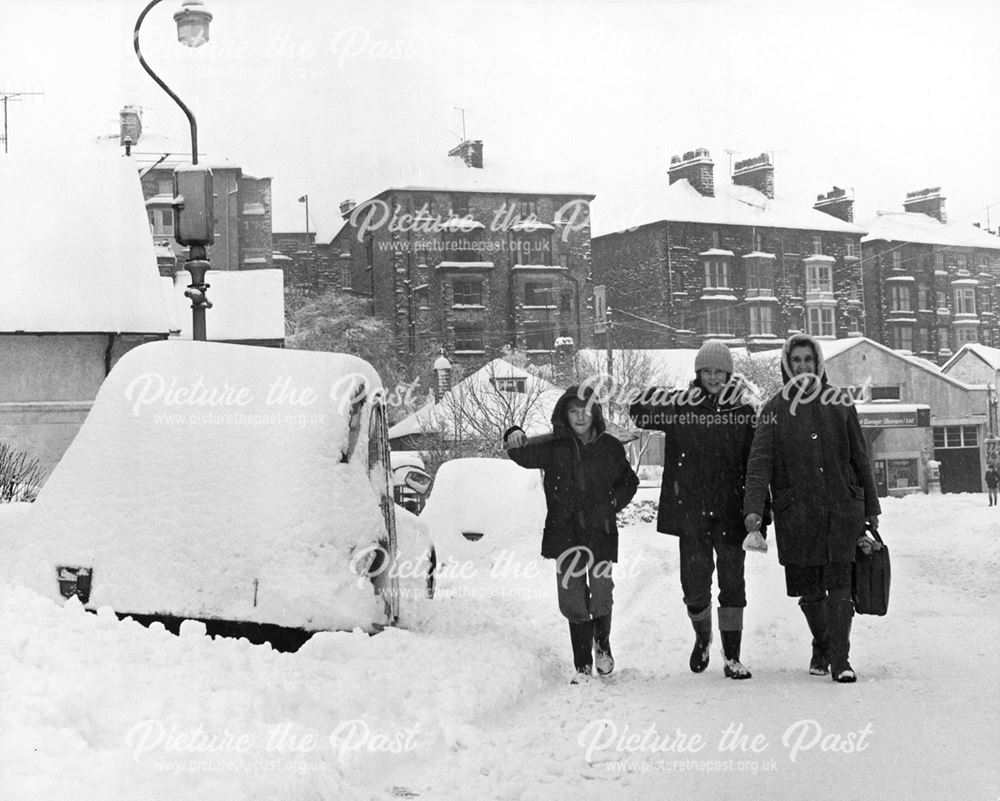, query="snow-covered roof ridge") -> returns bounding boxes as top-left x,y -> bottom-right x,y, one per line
820,336 -> 984,390
389,358 -> 562,440
0,154 -> 171,334
859,211 -> 1000,250
592,177 -> 868,238
942,342 -> 1000,373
